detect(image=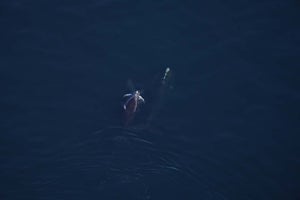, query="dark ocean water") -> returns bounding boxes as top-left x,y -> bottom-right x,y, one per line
1,0 -> 300,199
